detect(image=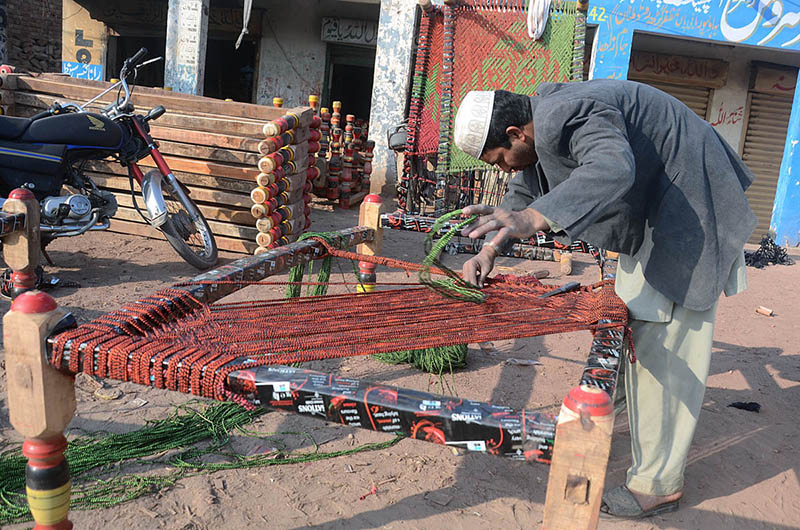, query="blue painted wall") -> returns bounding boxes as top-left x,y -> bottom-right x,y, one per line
587,0 -> 800,245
